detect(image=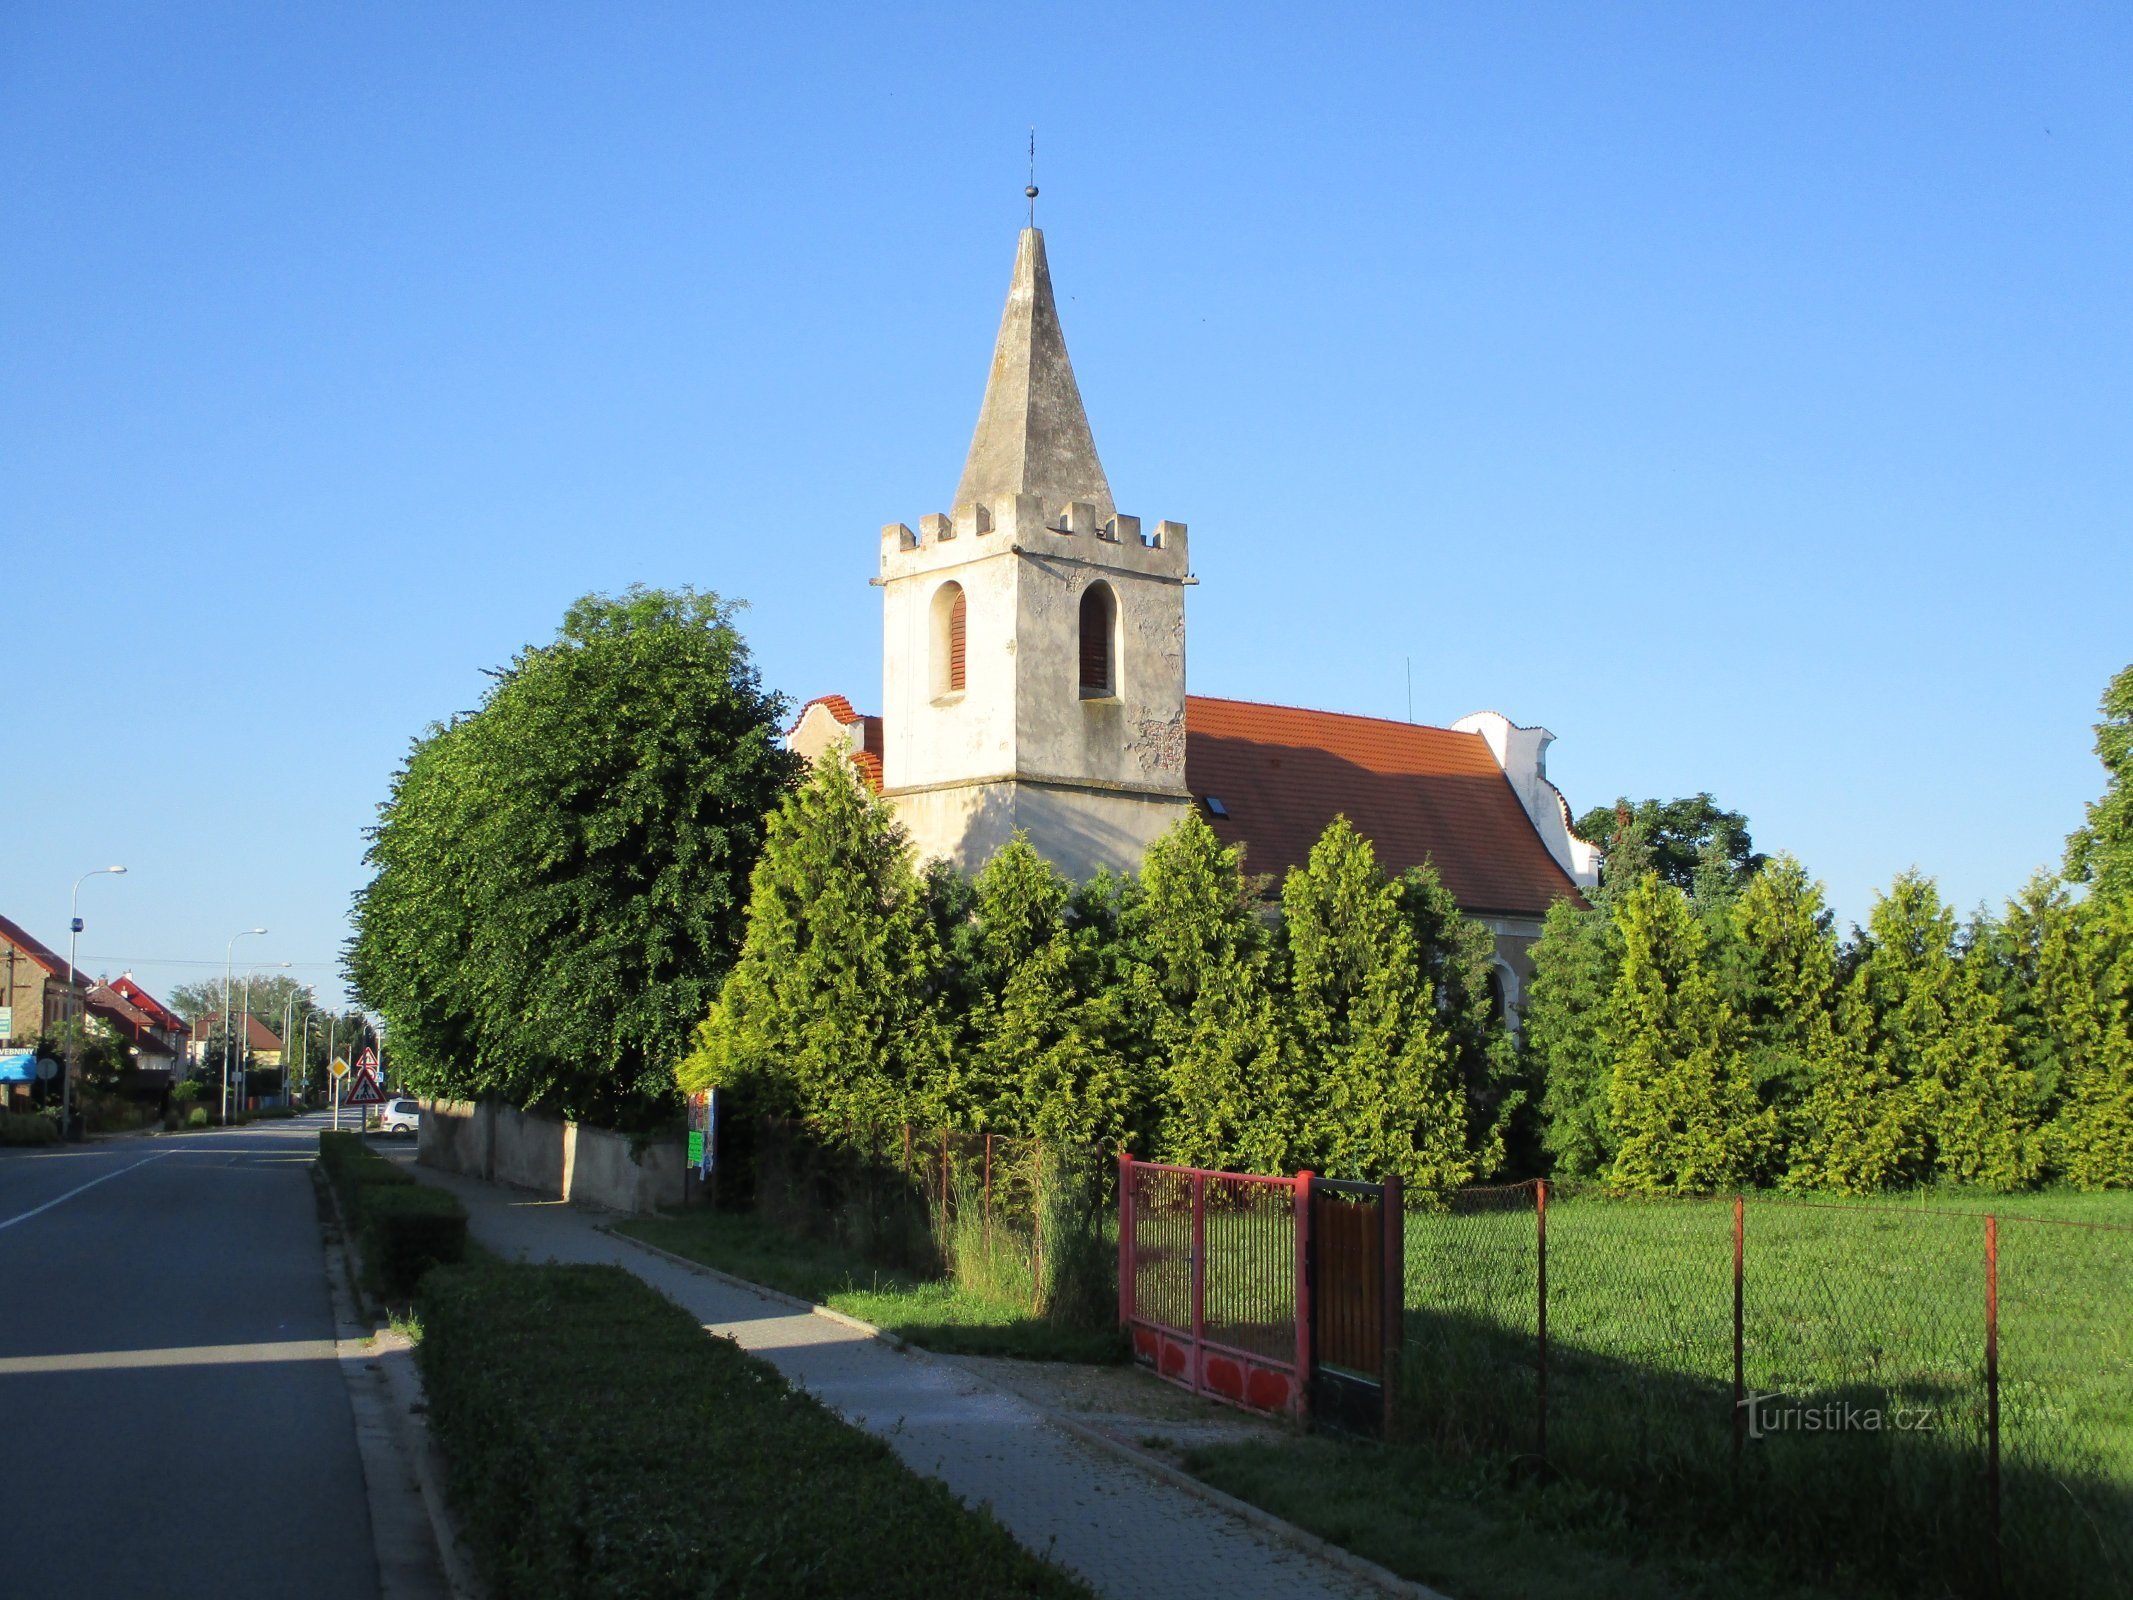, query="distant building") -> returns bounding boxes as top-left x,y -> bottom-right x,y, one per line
186,1012 -> 285,1069
790,227 -> 1599,1014
86,975 -> 192,1084
0,911 -> 88,1048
